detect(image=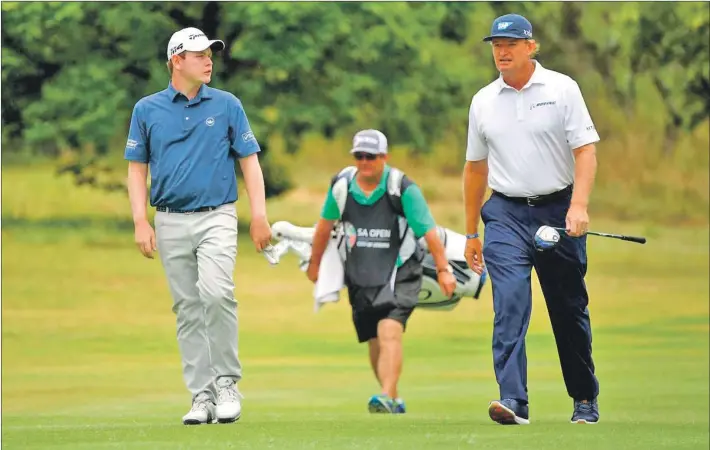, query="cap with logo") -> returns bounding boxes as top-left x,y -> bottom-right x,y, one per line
166,27 -> 225,60
350,129 -> 388,155
483,14 -> 533,42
